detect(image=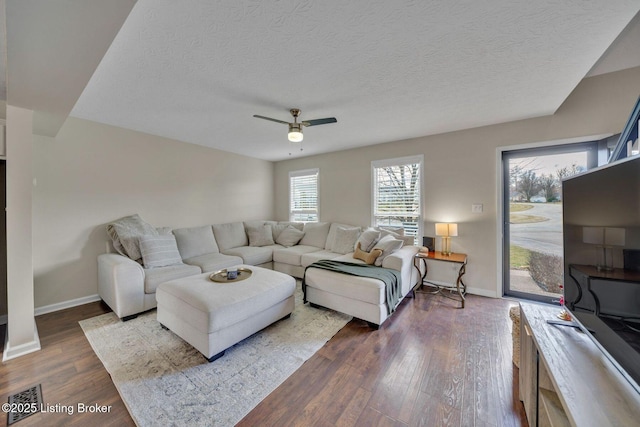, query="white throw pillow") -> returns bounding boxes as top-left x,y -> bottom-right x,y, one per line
139,235 -> 183,268
332,227 -> 361,254
373,234 -> 404,266
247,224 -> 275,247
275,226 -> 305,247
356,228 -> 382,252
